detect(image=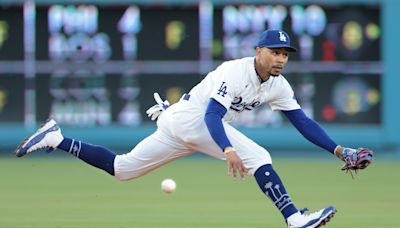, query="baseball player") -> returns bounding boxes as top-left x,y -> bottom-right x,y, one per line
15,29 -> 373,228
